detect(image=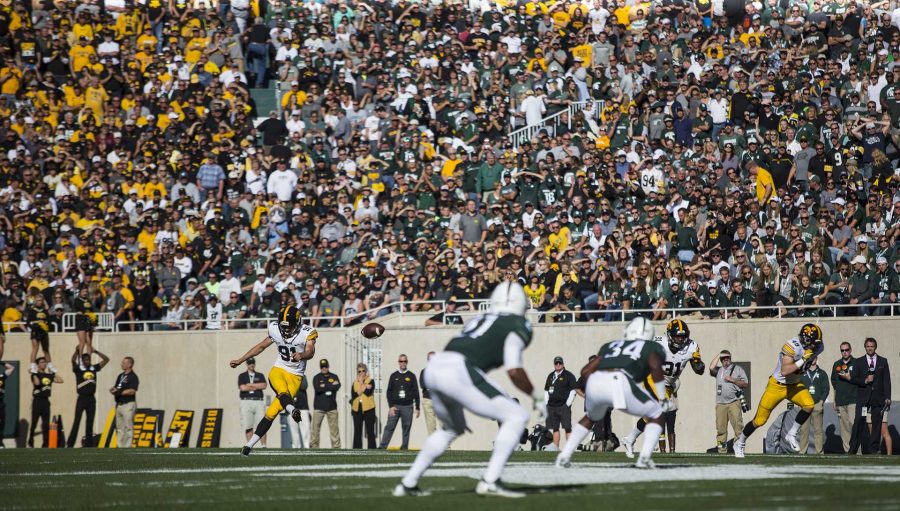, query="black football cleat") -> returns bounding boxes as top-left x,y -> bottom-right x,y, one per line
241,446 -> 252,456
